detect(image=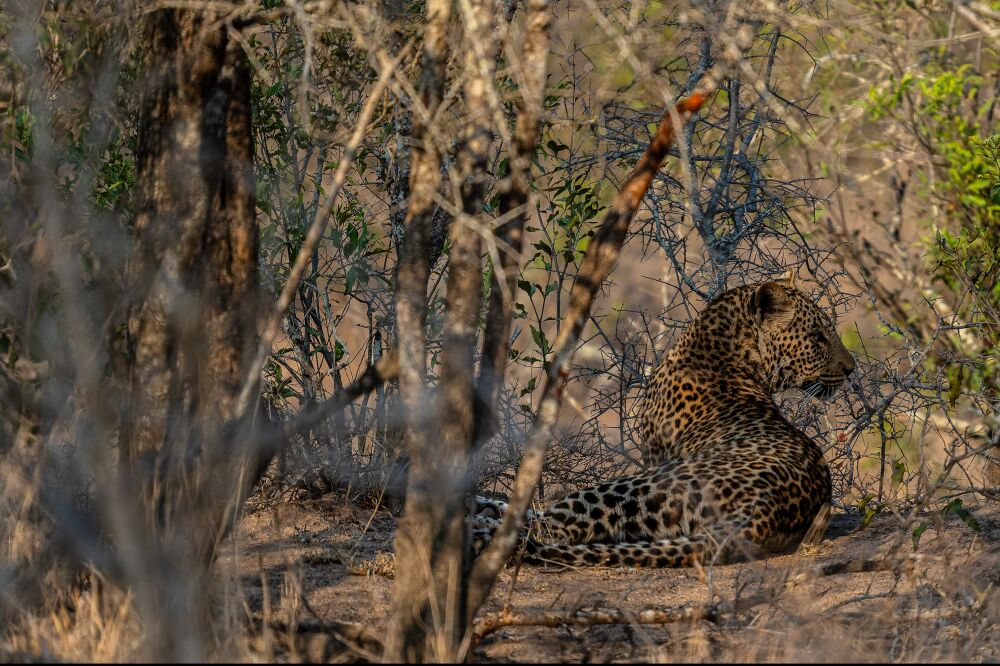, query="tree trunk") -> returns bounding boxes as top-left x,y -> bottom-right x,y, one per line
384,0 -> 452,659
124,6 -> 259,659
